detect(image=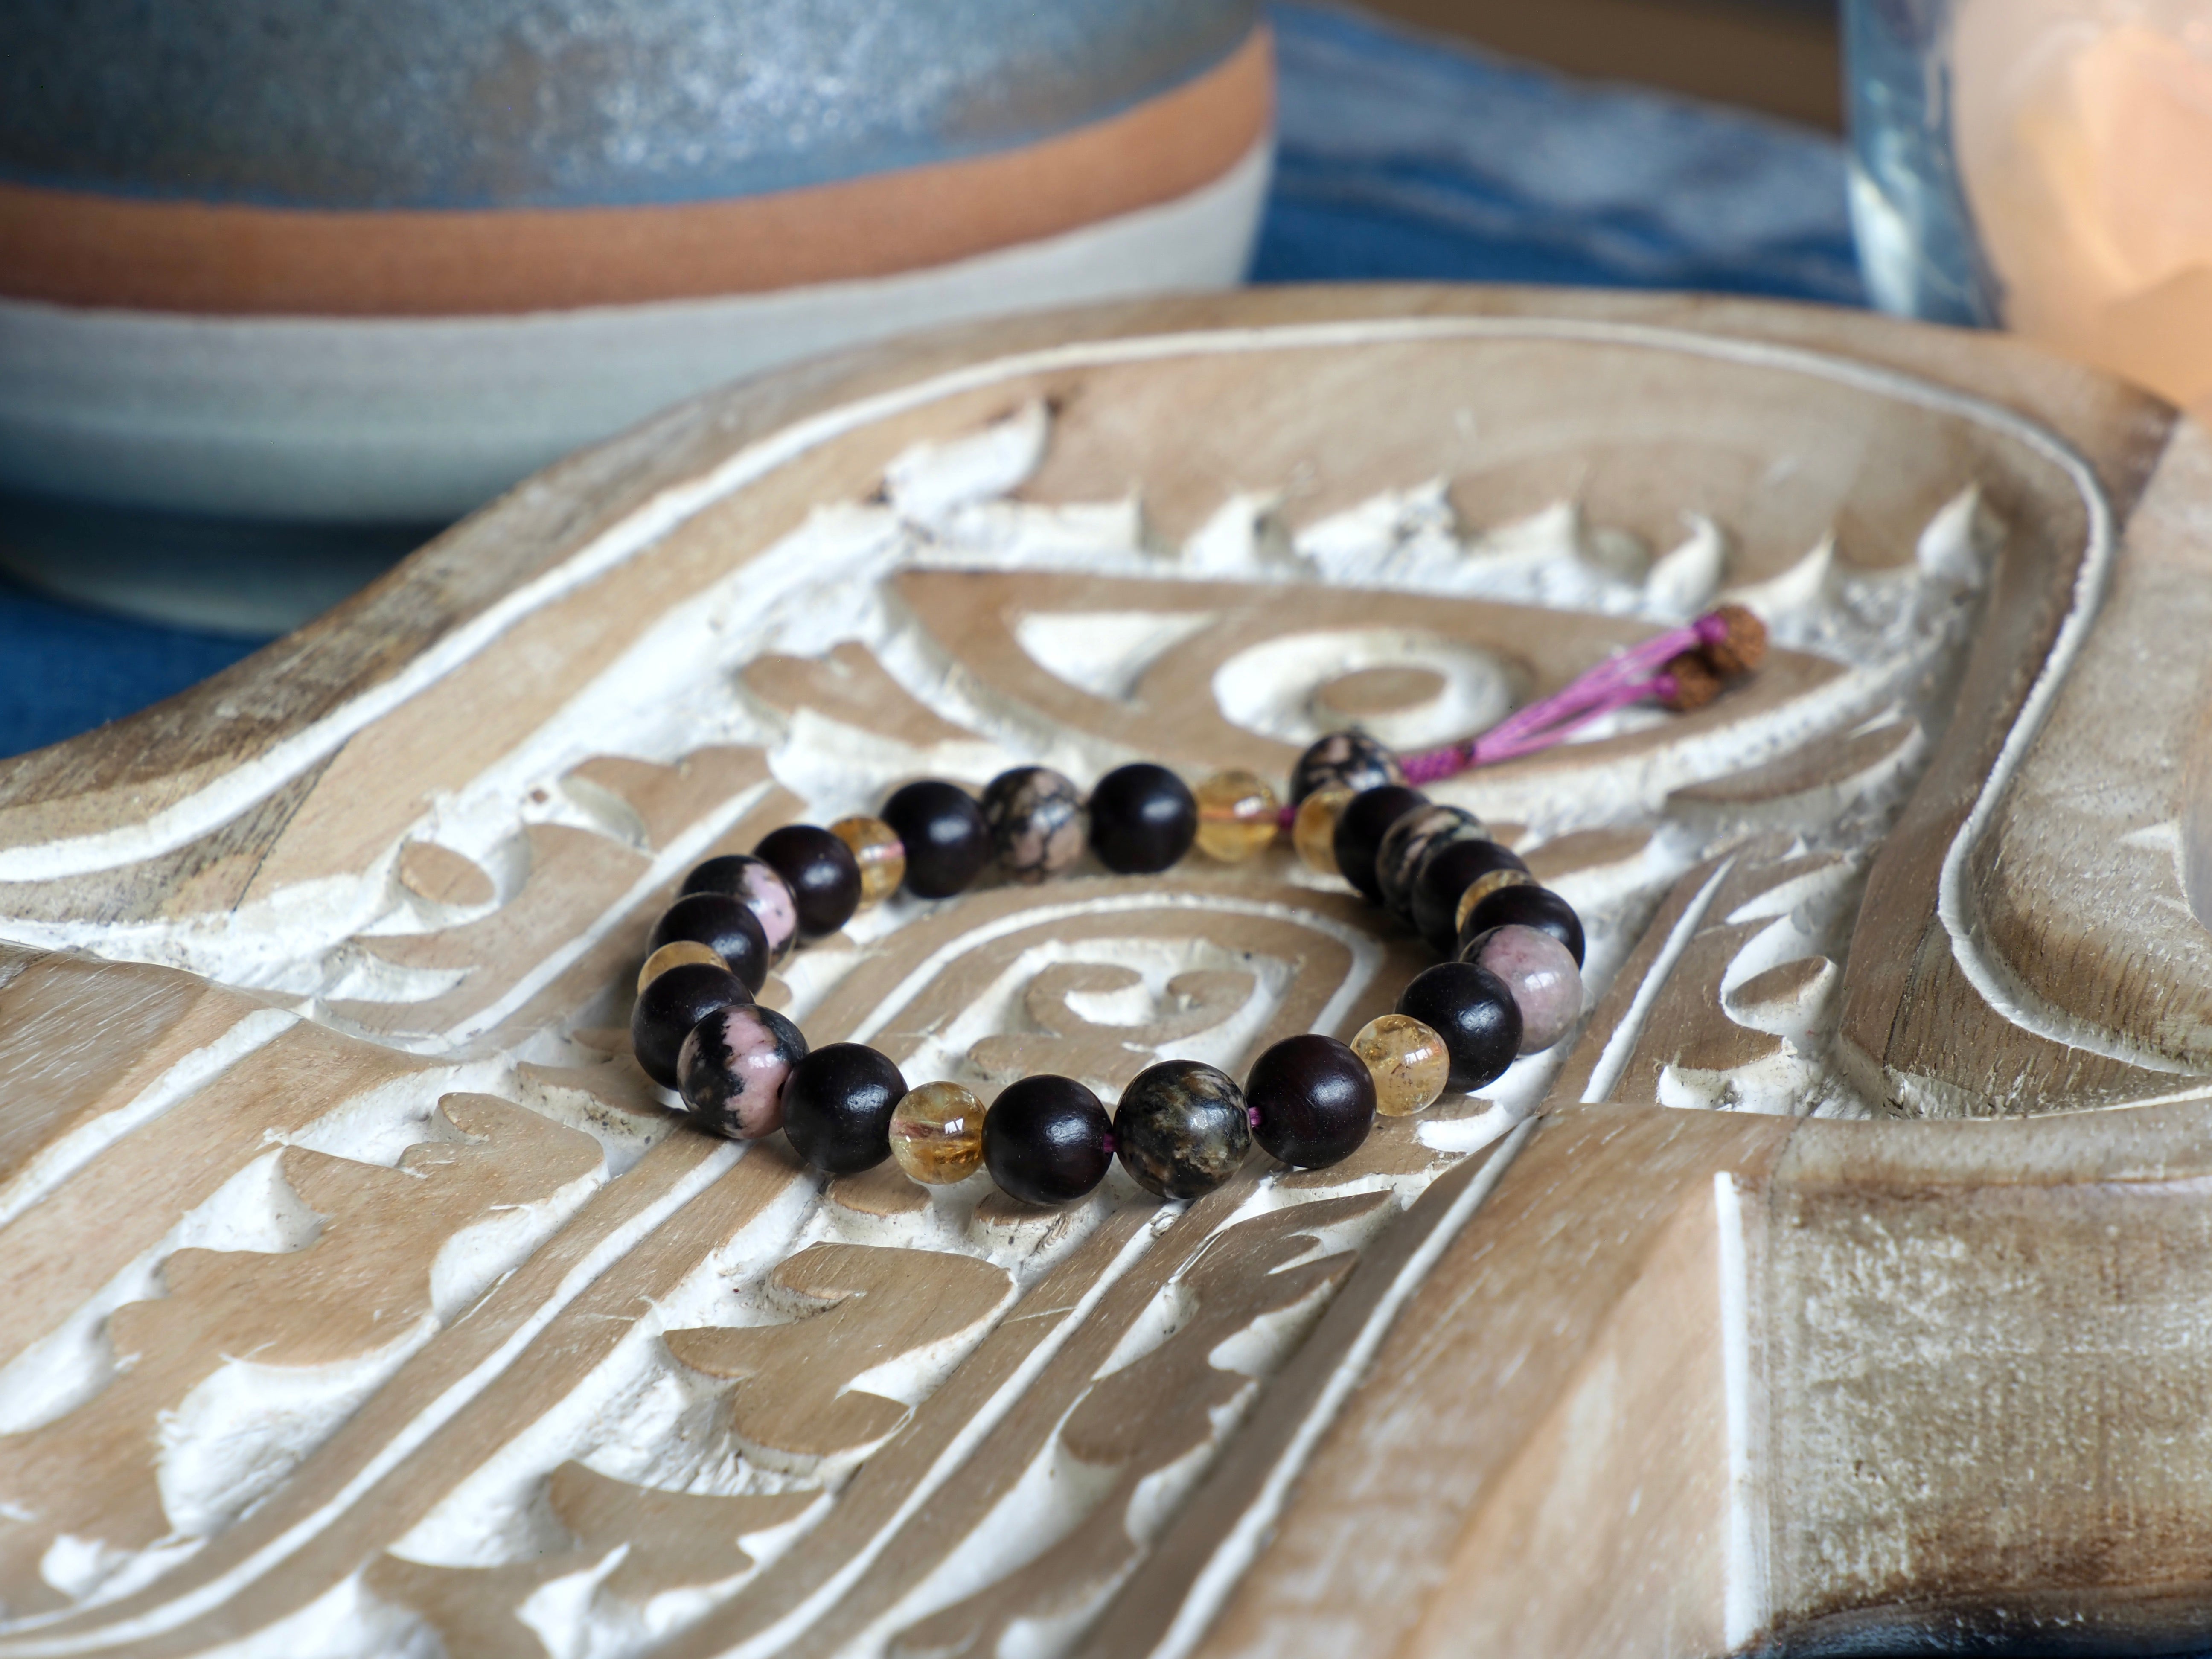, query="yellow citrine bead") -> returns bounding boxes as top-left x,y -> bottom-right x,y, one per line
1352,1013 -> 1451,1117
1455,866 -> 1533,935
830,815 -> 907,908
1292,785 -> 1355,876
636,939 -> 725,993
889,1081 -> 987,1184
1193,769 -> 1281,863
